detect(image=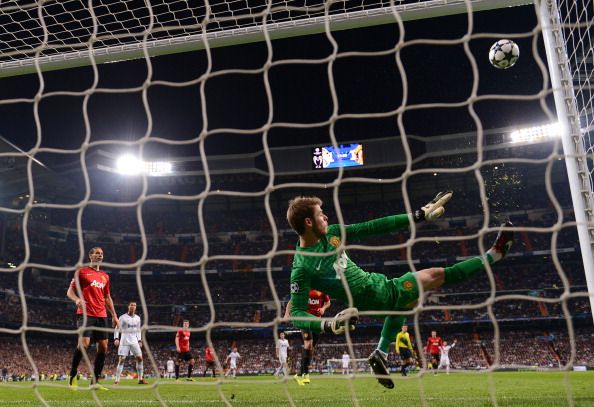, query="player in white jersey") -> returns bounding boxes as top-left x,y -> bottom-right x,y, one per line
224,347 -> 240,378
165,357 -> 175,379
113,301 -> 148,384
437,340 -> 457,375
342,351 -> 351,374
274,332 -> 291,377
